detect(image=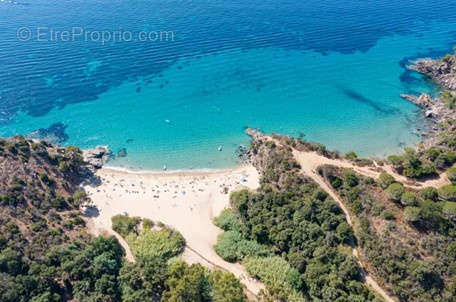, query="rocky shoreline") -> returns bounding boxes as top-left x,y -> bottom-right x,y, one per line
82,145 -> 110,170
409,54 -> 456,91
401,51 -> 456,148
